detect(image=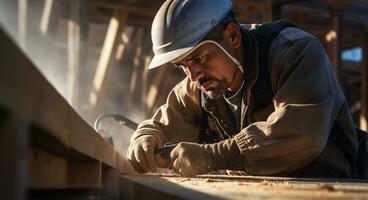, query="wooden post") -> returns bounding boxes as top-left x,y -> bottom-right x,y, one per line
145,67 -> 169,115
67,0 -> 88,108
331,13 -> 342,79
40,0 -> 54,35
0,110 -> 28,200
17,0 -> 27,49
68,160 -> 102,187
140,31 -> 153,114
89,11 -> 128,107
360,33 -> 368,131
102,165 -> 120,199
126,28 -> 144,112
